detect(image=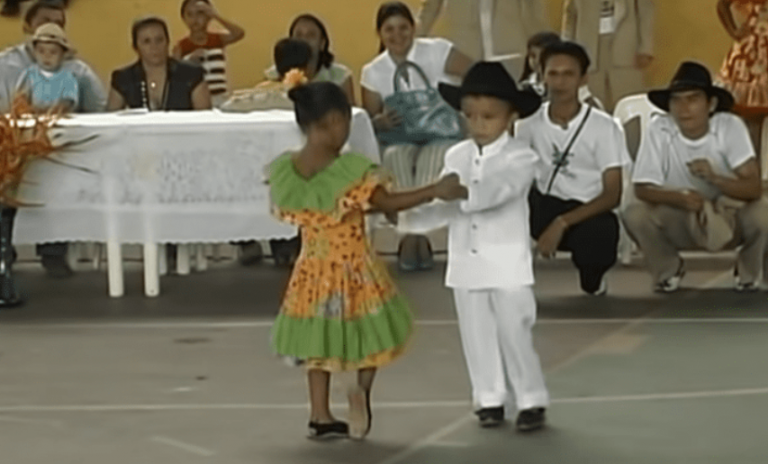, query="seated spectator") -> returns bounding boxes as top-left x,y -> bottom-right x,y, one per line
516,41 -> 629,295
362,1 -> 473,271
264,14 -> 355,105
0,0 -> 106,114
172,0 -> 245,108
0,0 -> 106,278
520,31 -> 604,110
16,23 -> 78,112
221,38 -> 311,113
622,61 -> 768,293
107,16 -> 211,111
222,38 -> 314,267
